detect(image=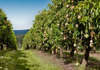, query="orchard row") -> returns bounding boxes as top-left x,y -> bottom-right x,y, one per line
0,8 -> 17,50
22,0 -> 100,68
